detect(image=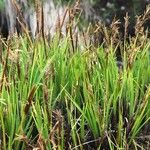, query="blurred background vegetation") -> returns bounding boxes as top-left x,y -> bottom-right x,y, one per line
57,0 -> 150,37
59,0 -> 150,18
0,0 -> 149,35
66,0 -> 150,36
0,0 -> 149,24
54,0 -> 150,35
